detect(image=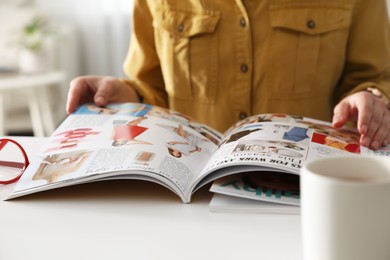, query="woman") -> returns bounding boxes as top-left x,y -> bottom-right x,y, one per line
67,0 -> 390,150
